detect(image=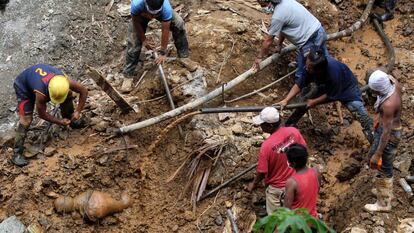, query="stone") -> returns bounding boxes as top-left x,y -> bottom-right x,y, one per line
117,3 -> 131,17
183,211 -> 196,222
218,113 -> 236,122
409,206 -> 414,213
171,224 -> 179,232
93,121 -> 109,132
360,213 -> 370,220
120,78 -> 133,93
43,147 -> 56,157
0,216 -> 25,233
168,75 -> 181,84
179,58 -> 198,72
231,123 -> 243,135
373,226 -> 385,233
214,215 -> 223,226
393,155 -> 412,176
350,227 -> 367,233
